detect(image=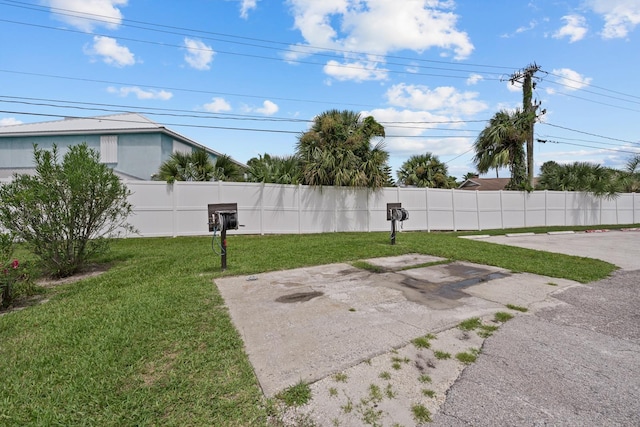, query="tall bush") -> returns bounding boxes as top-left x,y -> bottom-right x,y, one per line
0,144 -> 135,278
0,232 -> 16,307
